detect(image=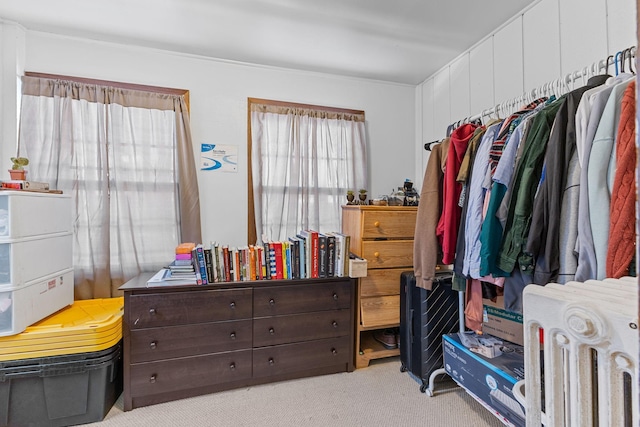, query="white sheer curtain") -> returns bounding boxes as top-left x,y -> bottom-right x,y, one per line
18,76 -> 201,298
250,101 -> 368,242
